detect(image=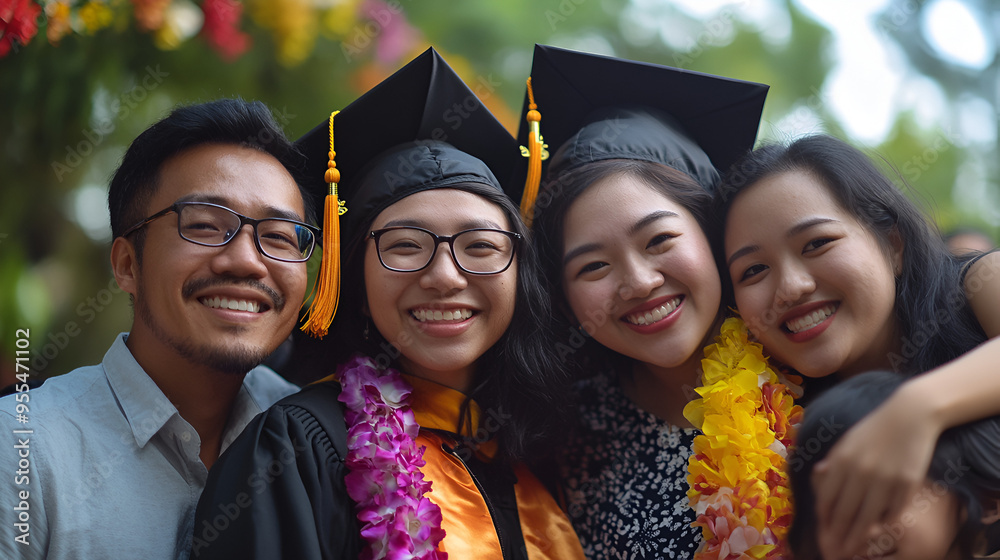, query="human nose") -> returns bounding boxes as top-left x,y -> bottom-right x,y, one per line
774,261 -> 816,309
418,242 -> 468,293
209,225 -> 270,278
617,257 -> 664,301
